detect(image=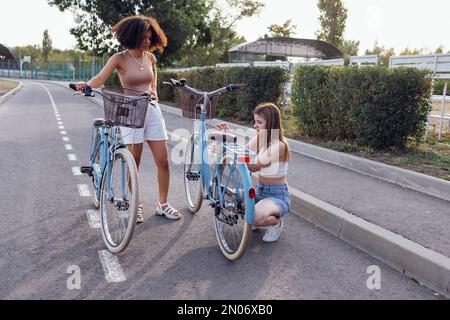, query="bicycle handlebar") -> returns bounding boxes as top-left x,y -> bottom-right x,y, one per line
69,84 -> 152,101
69,83 -> 101,97
162,78 -> 247,97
